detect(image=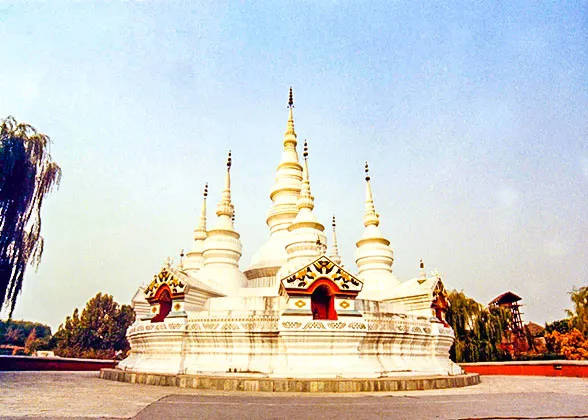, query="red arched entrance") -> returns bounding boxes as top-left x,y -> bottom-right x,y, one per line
310,280 -> 338,320
151,286 -> 172,323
